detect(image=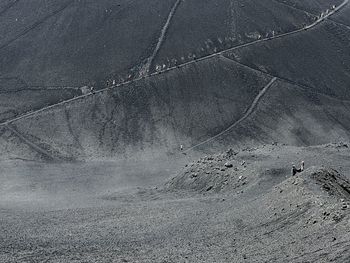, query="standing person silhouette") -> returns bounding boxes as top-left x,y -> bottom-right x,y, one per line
292,161 -> 305,176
